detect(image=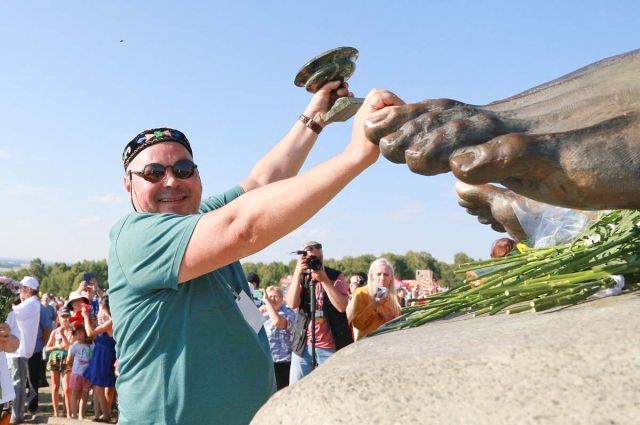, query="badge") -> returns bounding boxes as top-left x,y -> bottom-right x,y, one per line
235,290 -> 266,333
